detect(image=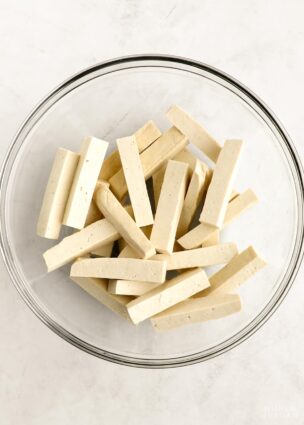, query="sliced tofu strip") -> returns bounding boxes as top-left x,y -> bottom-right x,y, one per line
178,189 -> 258,249
99,121 -> 161,180
151,294 -> 241,330
152,243 -> 238,271
166,105 -> 221,162
118,245 -> 139,259
127,268 -> 210,324
200,140 -> 243,228
85,199 -> 103,226
63,137 -> 108,229
109,127 -> 188,199
91,242 -> 114,257
70,258 -> 167,283
70,276 -> 132,320
43,219 -> 119,272
94,182 -> 155,259
108,279 -> 161,296
176,160 -> 208,238
195,246 -> 267,297
117,136 -> 153,227
37,148 -> 79,239
150,160 -> 188,254
202,230 -> 220,247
